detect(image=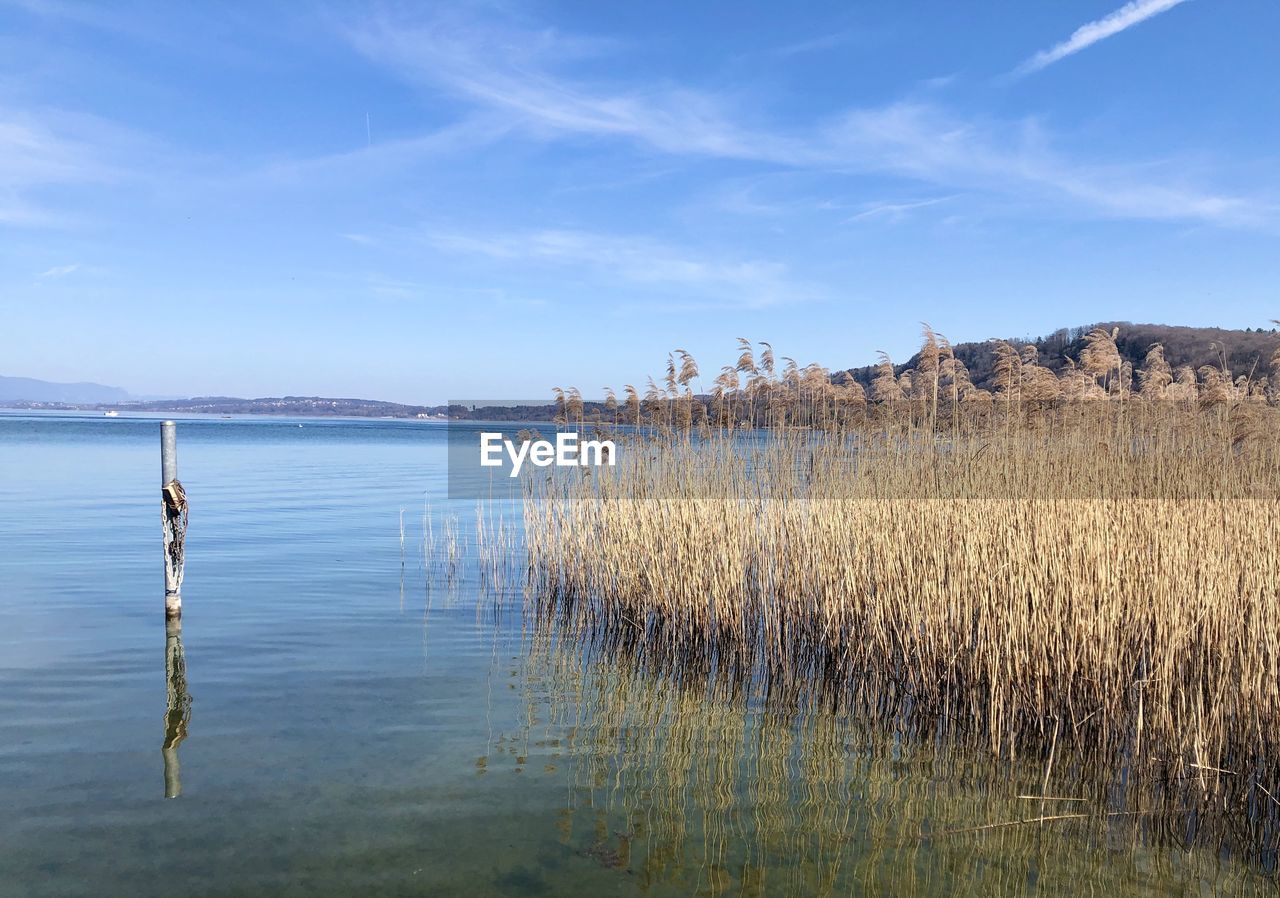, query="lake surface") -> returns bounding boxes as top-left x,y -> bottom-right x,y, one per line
1,412 -> 1275,897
